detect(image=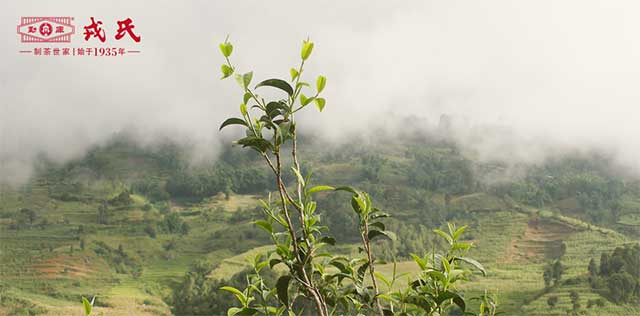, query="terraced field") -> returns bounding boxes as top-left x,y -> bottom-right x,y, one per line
1,140 -> 638,316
